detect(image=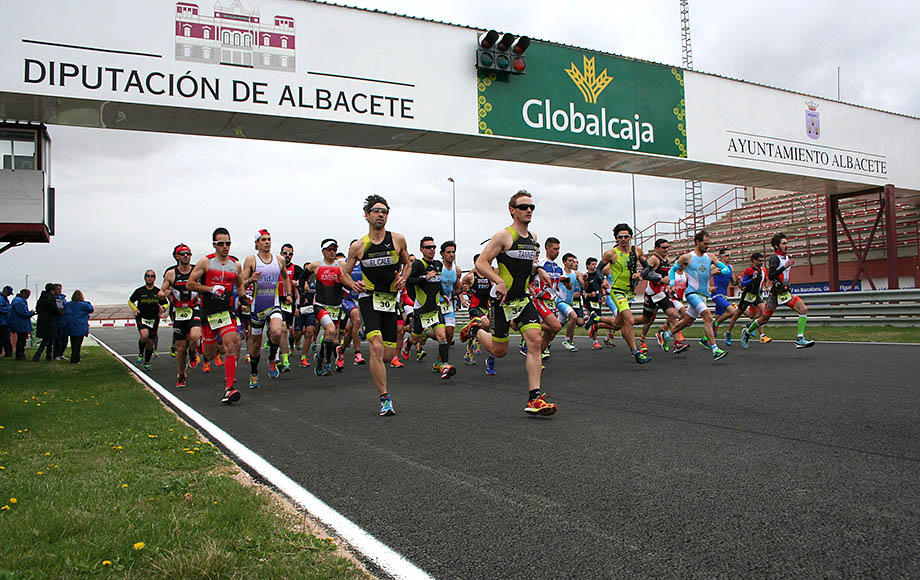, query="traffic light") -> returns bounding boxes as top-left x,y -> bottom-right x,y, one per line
476,30 -> 529,75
